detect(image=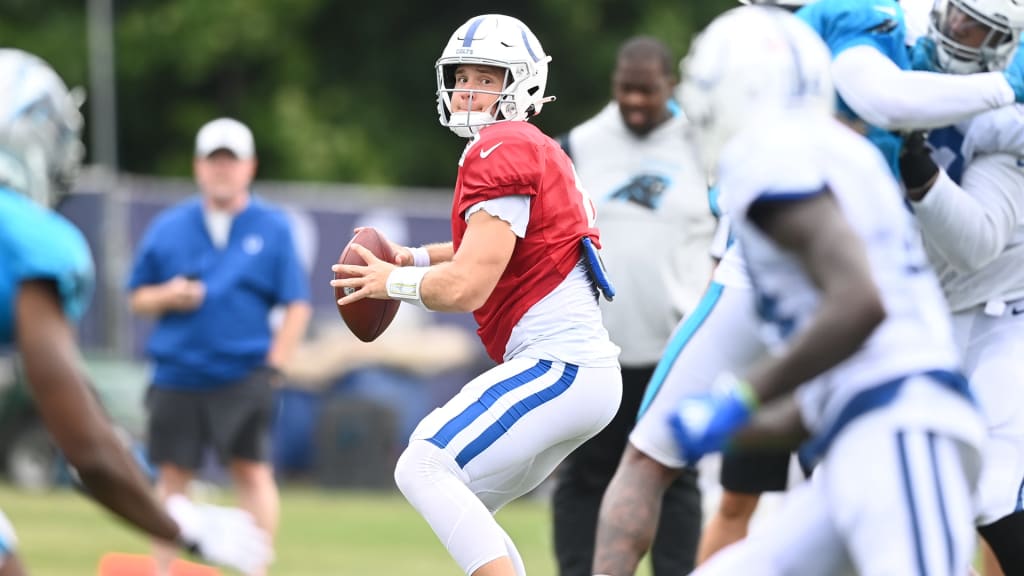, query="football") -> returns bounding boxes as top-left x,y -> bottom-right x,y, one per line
334,227 -> 401,342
